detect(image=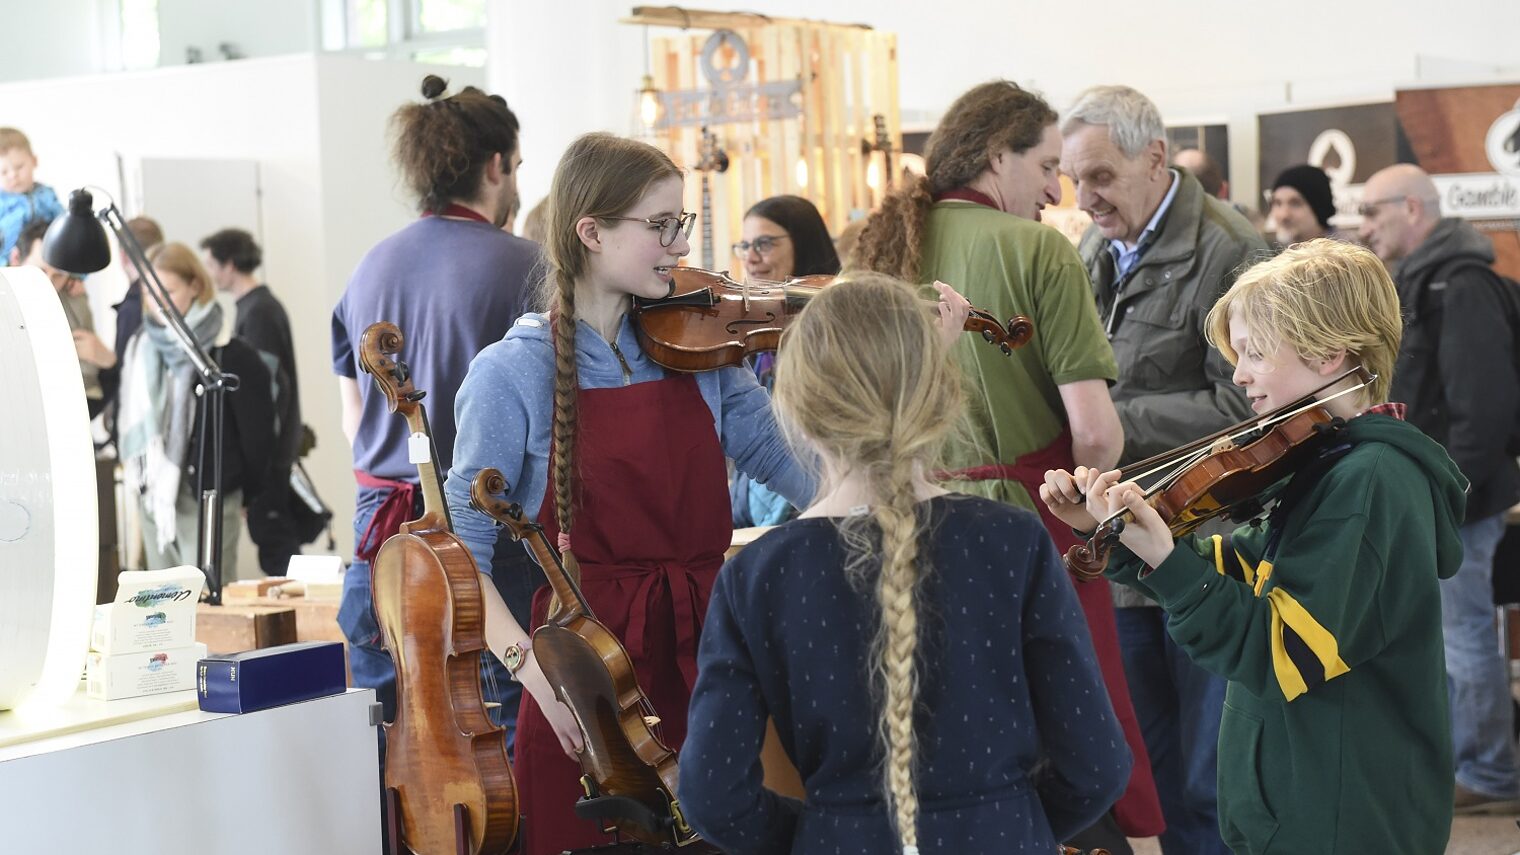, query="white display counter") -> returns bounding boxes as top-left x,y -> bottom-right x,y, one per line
0,686 -> 381,854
